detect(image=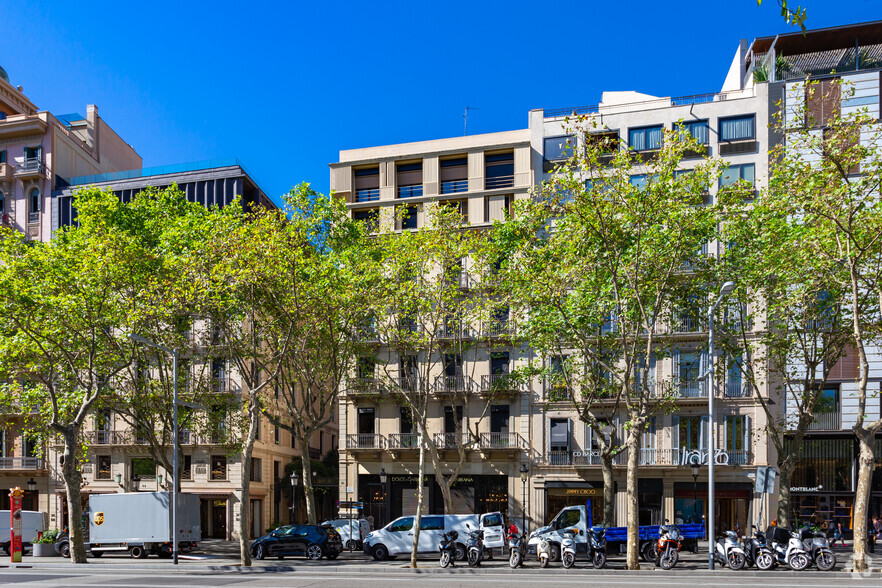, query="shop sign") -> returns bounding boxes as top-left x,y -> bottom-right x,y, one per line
563,488 -> 599,496
390,475 -> 432,483
680,448 -> 730,466
790,485 -> 824,492
572,451 -> 601,458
